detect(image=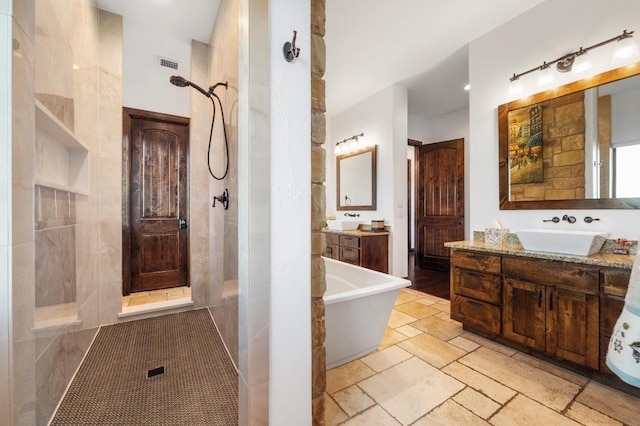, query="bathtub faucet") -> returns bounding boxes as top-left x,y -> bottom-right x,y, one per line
344,213 -> 360,218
